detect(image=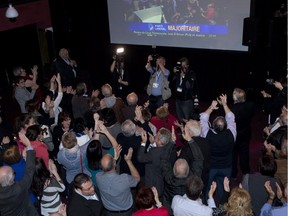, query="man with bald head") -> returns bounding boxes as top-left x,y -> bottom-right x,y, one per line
96,148 -> 140,215
160,138 -> 190,215
179,119 -> 211,203
0,133 -> 39,215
